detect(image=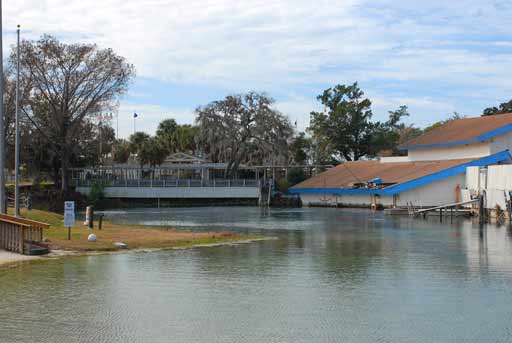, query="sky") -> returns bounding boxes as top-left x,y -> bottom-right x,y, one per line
4,0 -> 512,138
